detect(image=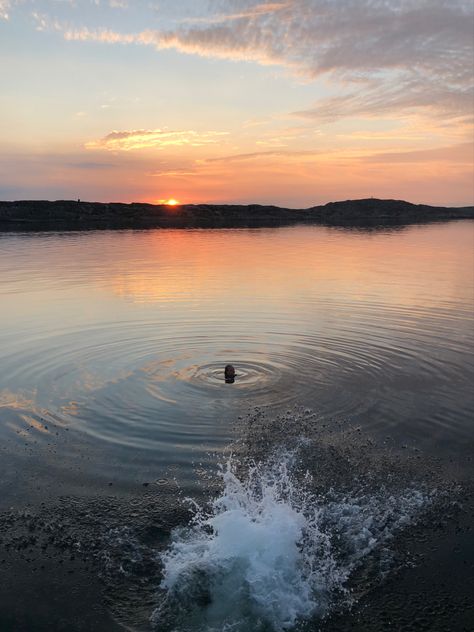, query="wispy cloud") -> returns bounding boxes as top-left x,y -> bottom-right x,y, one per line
41,0 -> 473,124
2,0 -> 473,206
109,0 -> 128,9
205,149 -> 325,163
68,160 -> 117,169
156,0 -> 473,122
362,142 -> 474,164
85,128 -> 229,151
179,2 -> 291,25
62,26 -> 138,43
292,80 -> 474,123
0,0 -> 11,20
149,169 -> 201,178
